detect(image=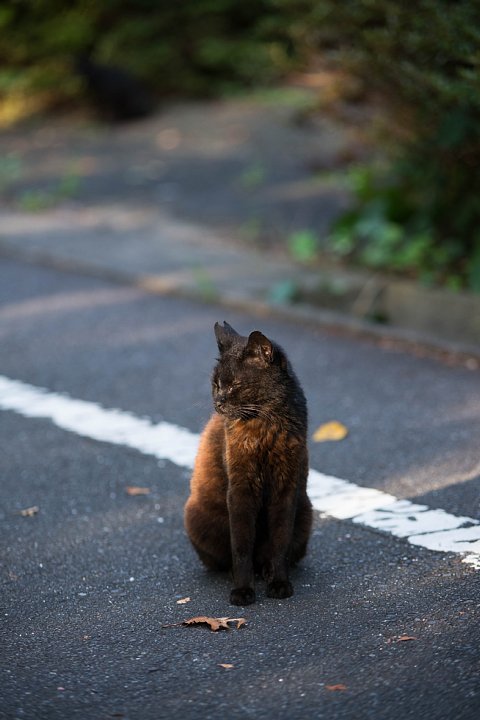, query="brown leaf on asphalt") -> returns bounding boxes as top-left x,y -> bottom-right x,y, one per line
325,684 -> 347,691
176,597 -> 191,604
162,616 -> 246,632
386,634 -> 417,644
313,421 -> 348,442
19,505 -> 39,517
125,486 -> 150,496
184,616 -> 246,631
218,664 -> 234,669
